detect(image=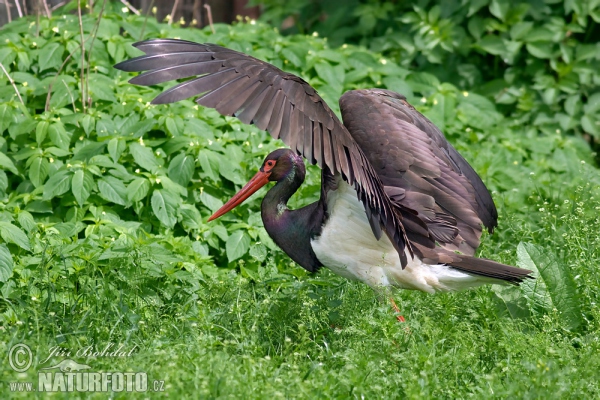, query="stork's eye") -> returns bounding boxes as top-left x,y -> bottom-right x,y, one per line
265,160 -> 276,170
